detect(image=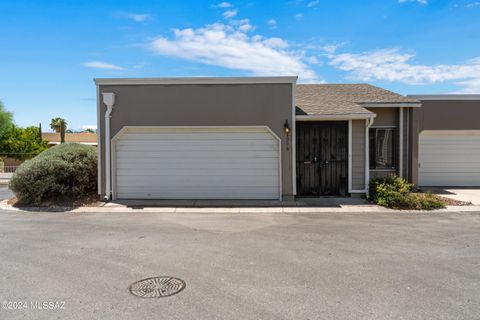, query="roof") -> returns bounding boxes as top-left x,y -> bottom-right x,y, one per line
408,94 -> 480,100
42,132 -> 98,145
95,76 -> 298,85
296,84 -> 420,117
